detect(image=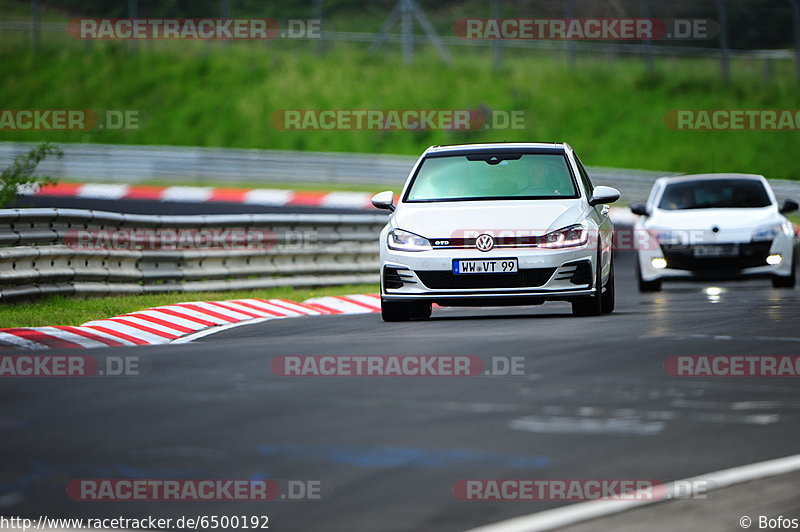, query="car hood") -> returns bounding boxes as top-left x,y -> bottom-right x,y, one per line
646,207 -> 779,230
392,200 -> 588,238
643,207 -> 783,243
